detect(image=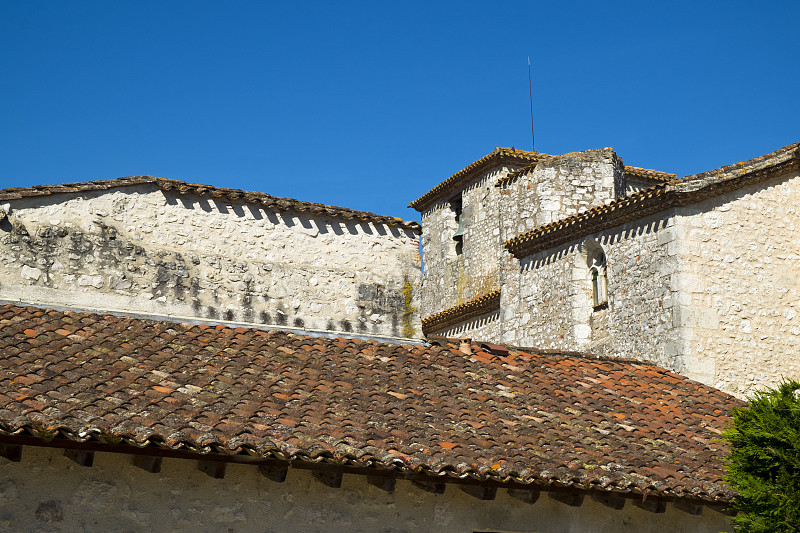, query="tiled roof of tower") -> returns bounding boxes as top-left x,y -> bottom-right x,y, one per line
0,304 -> 741,502
0,177 -> 421,232
411,148 -> 674,211
505,141 -> 800,259
624,166 -> 678,182
410,148 -> 544,212
422,290 -> 501,335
